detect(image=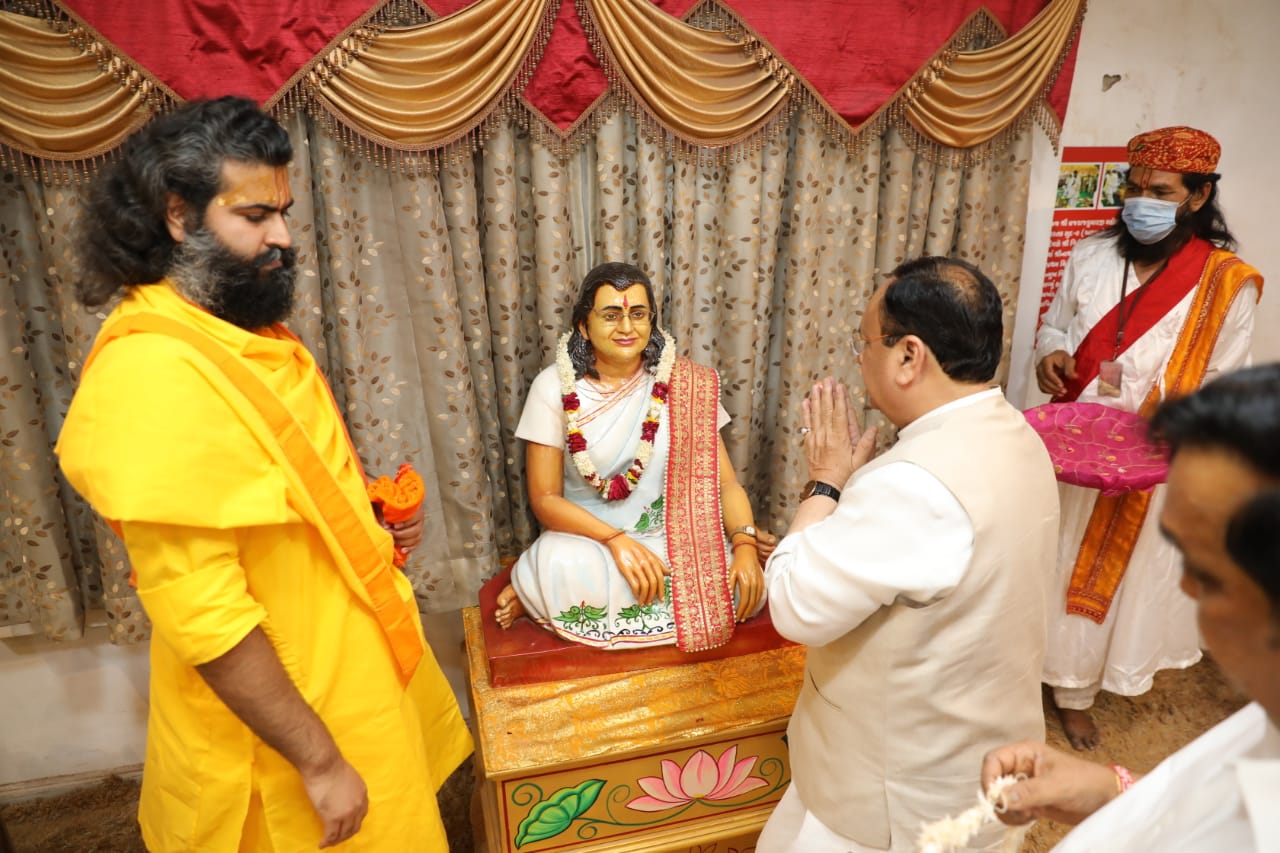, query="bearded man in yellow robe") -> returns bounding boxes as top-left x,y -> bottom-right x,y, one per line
56,96 -> 471,852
